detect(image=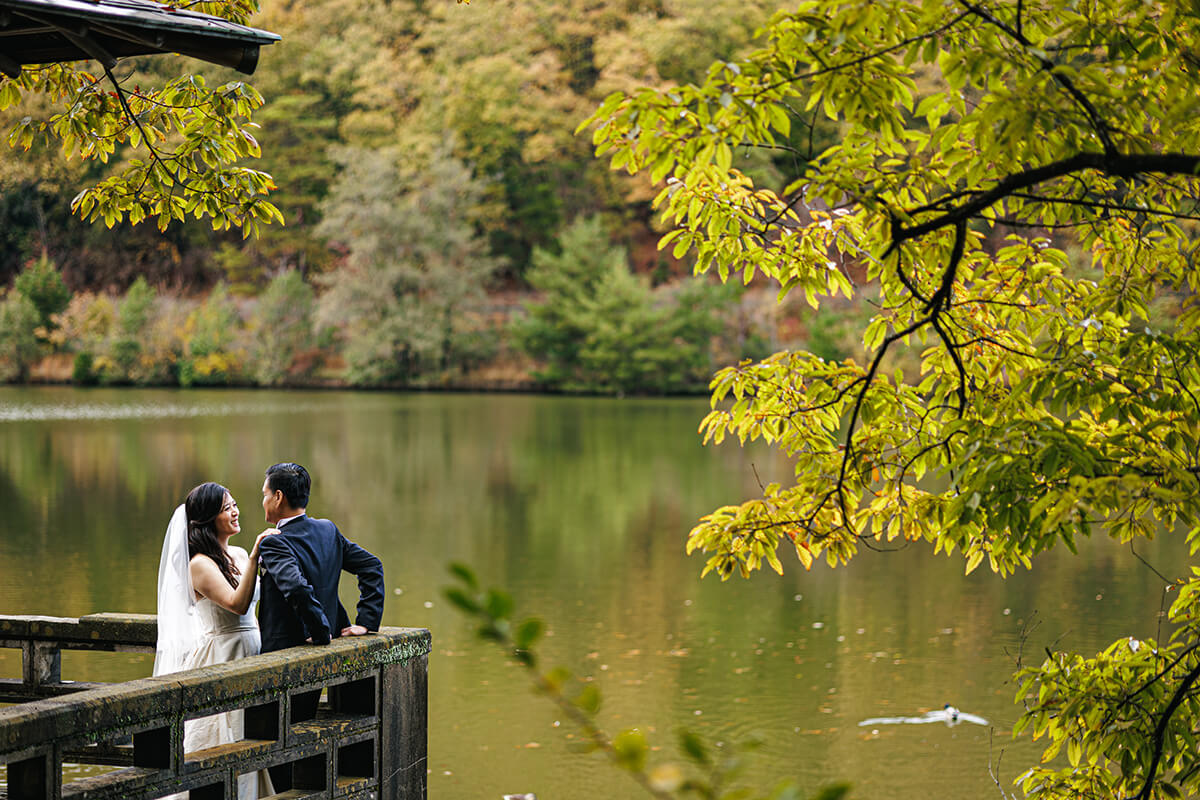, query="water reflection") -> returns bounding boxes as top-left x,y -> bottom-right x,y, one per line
0,386 -> 1186,799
